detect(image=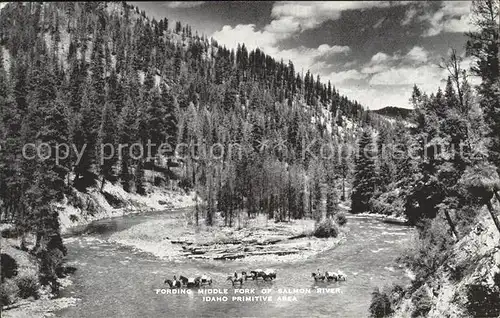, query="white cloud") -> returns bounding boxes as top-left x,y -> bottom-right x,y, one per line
164,2 -> 205,9
406,46 -> 428,63
325,69 -> 368,84
263,16 -> 301,36
369,65 -> 442,89
338,86 -> 413,110
420,1 -> 477,37
212,25 -> 350,76
272,44 -> 351,75
361,51 -> 399,74
361,64 -> 389,74
371,52 -> 390,63
269,1 -> 415,38
212,24 -> 279,51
